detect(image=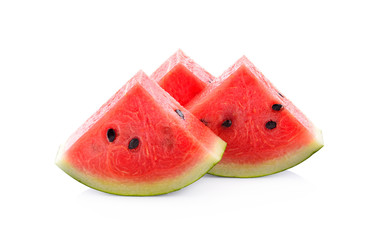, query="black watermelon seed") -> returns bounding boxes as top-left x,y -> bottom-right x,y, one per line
222,119 -> 232,128
200,119 -> 209,126
107,128 -> 116,142
272,104 -> 283,111
128,138 -> 140,150
265,120 -> 277,129
278,92 -> 284,98
175,109 -> 185,120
